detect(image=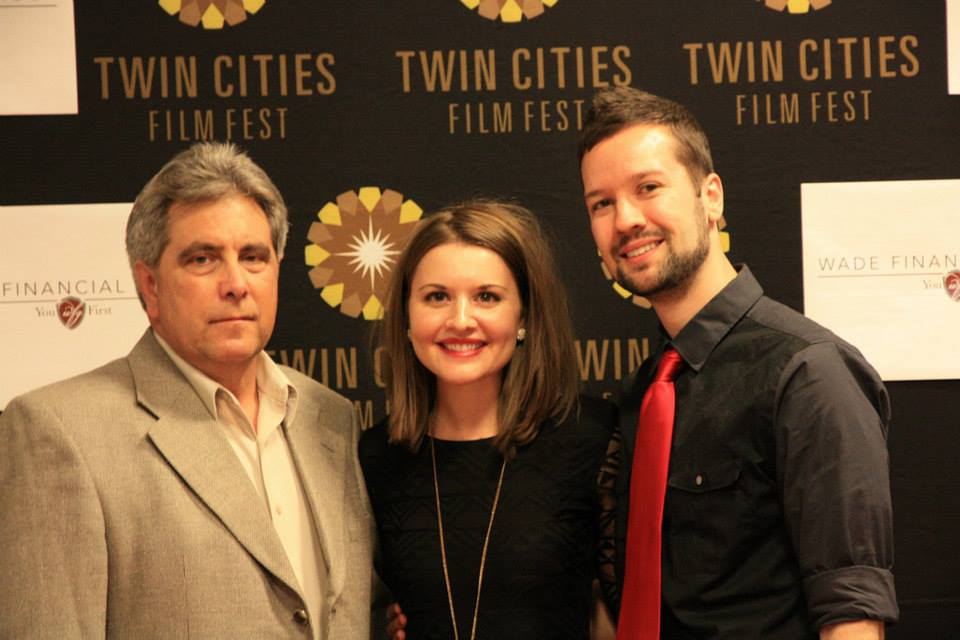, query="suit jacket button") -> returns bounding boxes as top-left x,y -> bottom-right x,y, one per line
292,609 -> 309,625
